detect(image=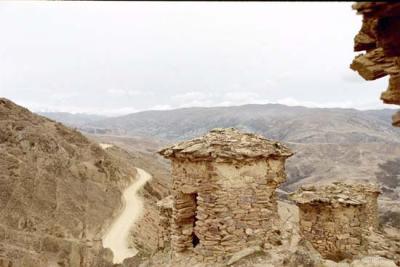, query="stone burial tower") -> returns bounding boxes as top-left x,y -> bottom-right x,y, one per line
158,128 -> 293,262
290,182 -> 381,262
